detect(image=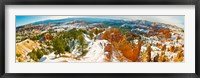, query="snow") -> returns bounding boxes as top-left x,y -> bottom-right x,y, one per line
39,56 -> 49,62
83,34 -> 91,43
81,40 -> 108,62
151,46 -> 160,51
39,37 -> 109,62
